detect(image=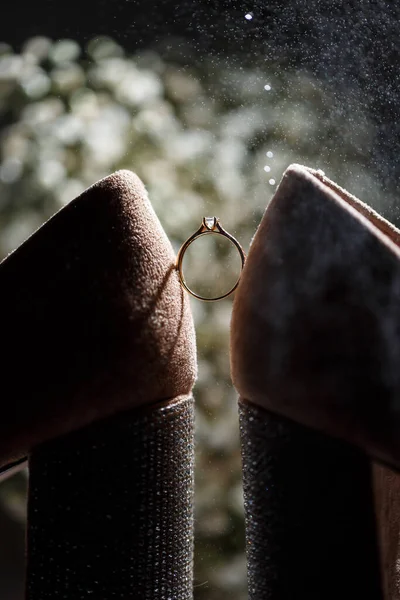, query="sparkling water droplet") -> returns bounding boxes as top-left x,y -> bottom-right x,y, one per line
266,150 -> 274,158
244,12 -> 253,20
269,178 -> 276,186
263,165 -> 271,172
264,84 -> 271,91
